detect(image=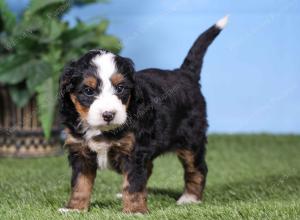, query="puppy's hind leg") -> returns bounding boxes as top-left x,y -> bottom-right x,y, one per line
176,147 -> 208,205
